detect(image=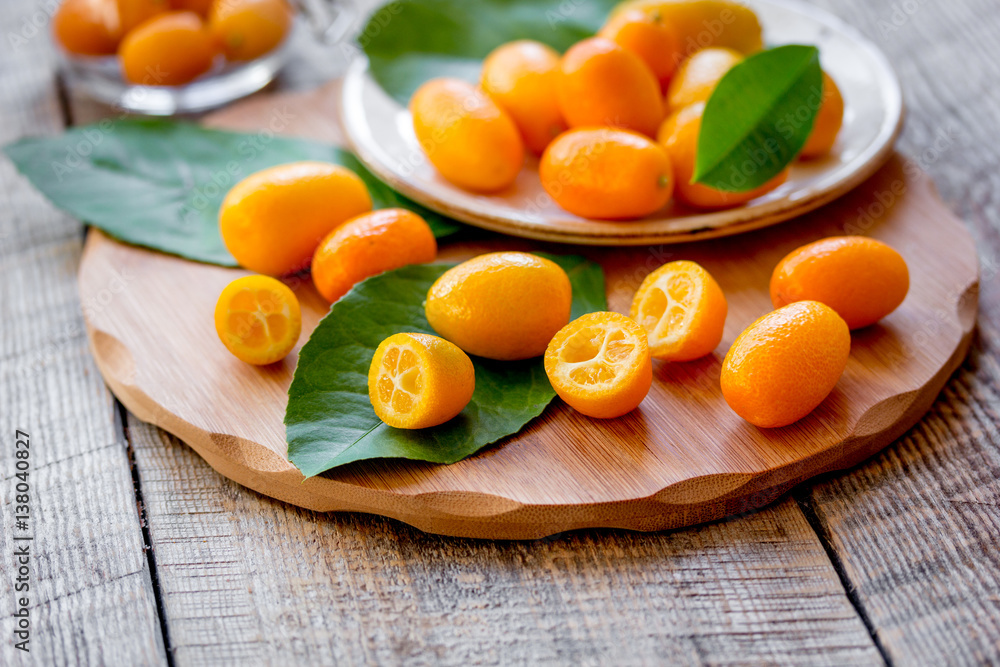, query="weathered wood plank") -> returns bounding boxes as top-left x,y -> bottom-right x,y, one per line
798,0 -> 1000,663
88,4 -> 881,660
128,415 -> 881,666
53,0 -> 1000,662
0,1 -> 165,664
